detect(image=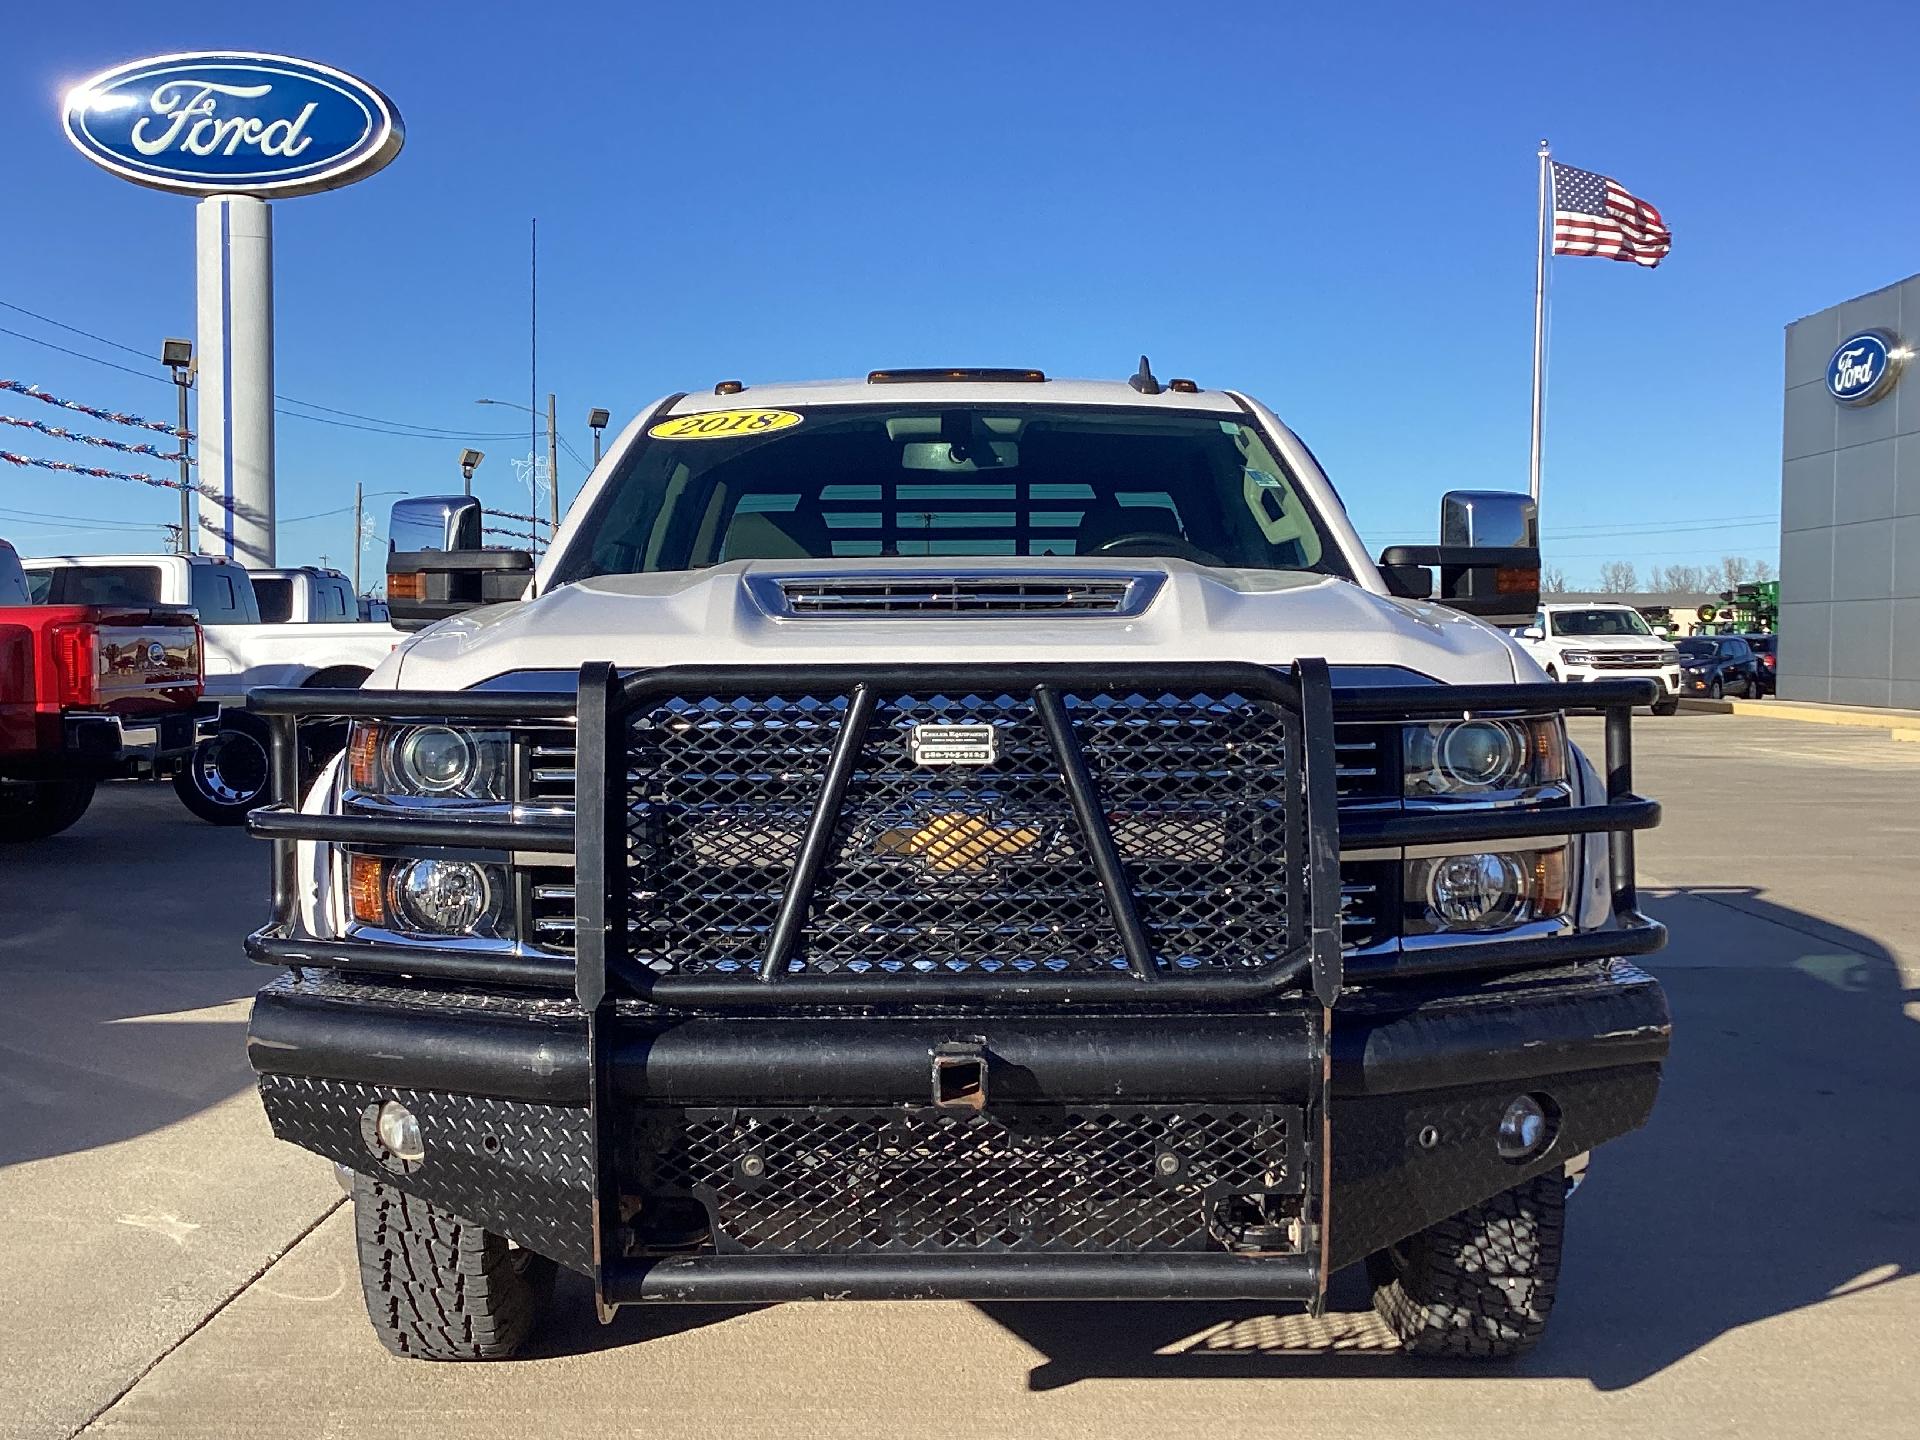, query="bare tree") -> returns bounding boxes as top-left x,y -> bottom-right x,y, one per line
1597,560 -> 1639,594
1715,555 -> 1755,592
1648,563 -> 1708,595
1752,558 -> 1775,583
1542,565 -> 1569,595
